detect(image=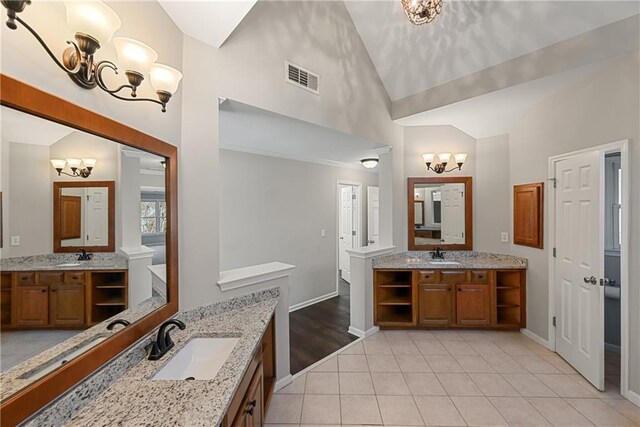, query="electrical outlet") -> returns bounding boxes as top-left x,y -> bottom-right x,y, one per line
321,229 -> 326,238
10,236 -> 20,246
501,232 -> 509,243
